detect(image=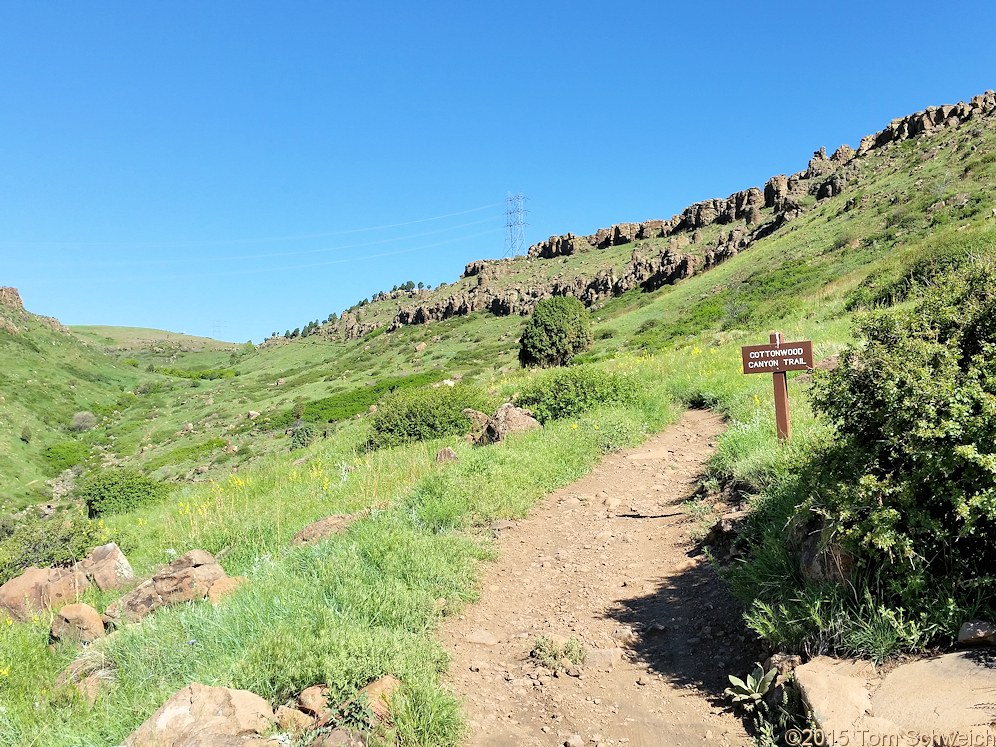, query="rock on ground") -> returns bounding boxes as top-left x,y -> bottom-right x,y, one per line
123,683 -> 279,746
51,602 -> 105,644
105,550 -> 230,624
0,566 -> 90,621
795,652 -> 996,740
